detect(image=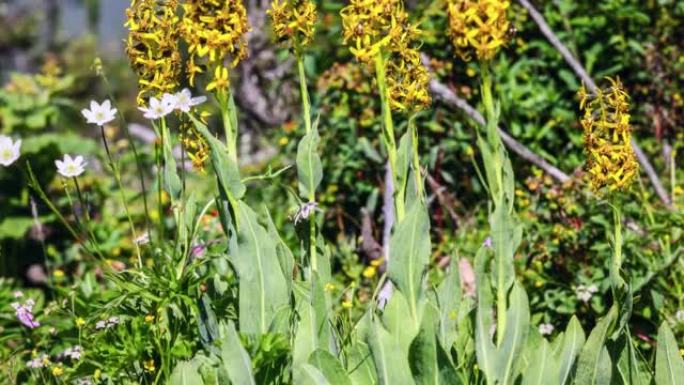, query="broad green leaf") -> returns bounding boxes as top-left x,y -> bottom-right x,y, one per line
655,322 -> 684,385
190,115 -> 244,211
388,200 -> 430,325
368,320 -> 415,385
347,341 -> 378,385
489,203 -> 521,295
409,304 -> 461,385
573,306 -> 617,385
218,321 -> 256,385
497,282 -> 530,385
557,316 -> 586,385
522,329 -> 557,385
309,349 -> 352,385
264,208 -> 295,295
170,360 -> 204,385
613,331 -> 650,385
298,363 -> 332,385
383,290 -> 419,354
0,217 -> 39,239
436,257 -> 461,350
474,249 -> 499,384
231,202 -> 289,334
293,273 -> 333,371
296,124 -> 322,199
